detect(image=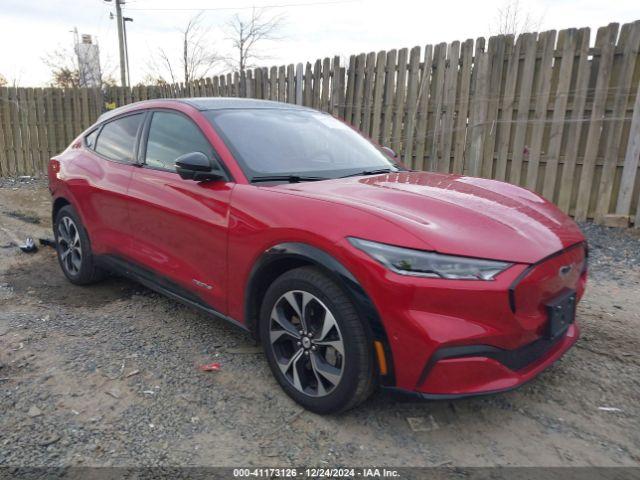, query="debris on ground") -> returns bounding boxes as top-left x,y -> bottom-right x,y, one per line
27,406 -> 43,418
406,415 -> 440,432
199,362 -> 222,372
19,237 -> 37,253
38,238 -> 56,248
105,389 -> 121,400
598,407 -> 623,413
